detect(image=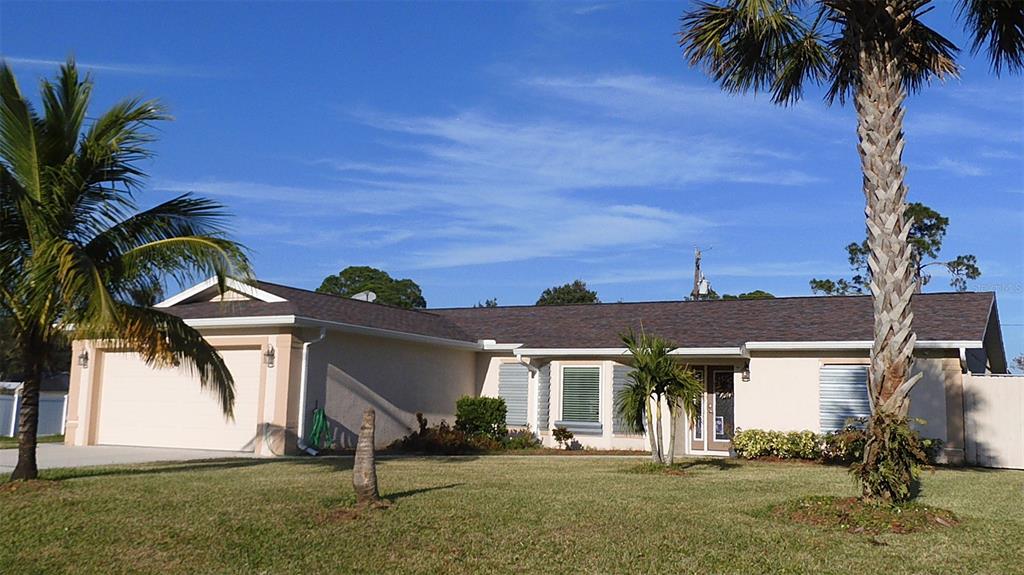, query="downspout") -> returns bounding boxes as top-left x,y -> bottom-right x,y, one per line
297,327 -> 327,455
